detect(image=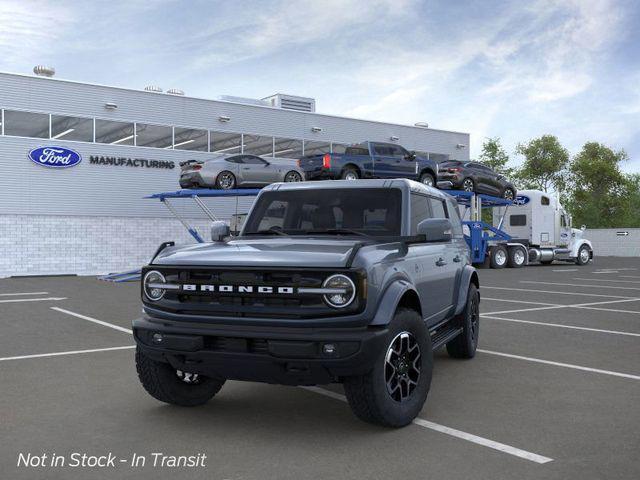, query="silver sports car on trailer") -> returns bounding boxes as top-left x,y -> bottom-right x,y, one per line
179,154 -> 305,189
